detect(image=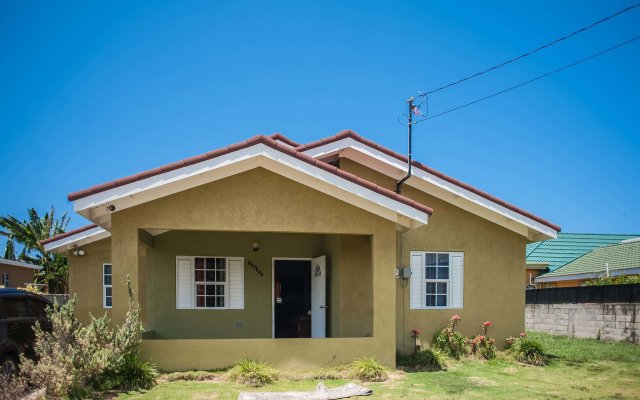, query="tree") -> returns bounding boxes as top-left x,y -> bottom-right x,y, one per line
0,207 -> 70,293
